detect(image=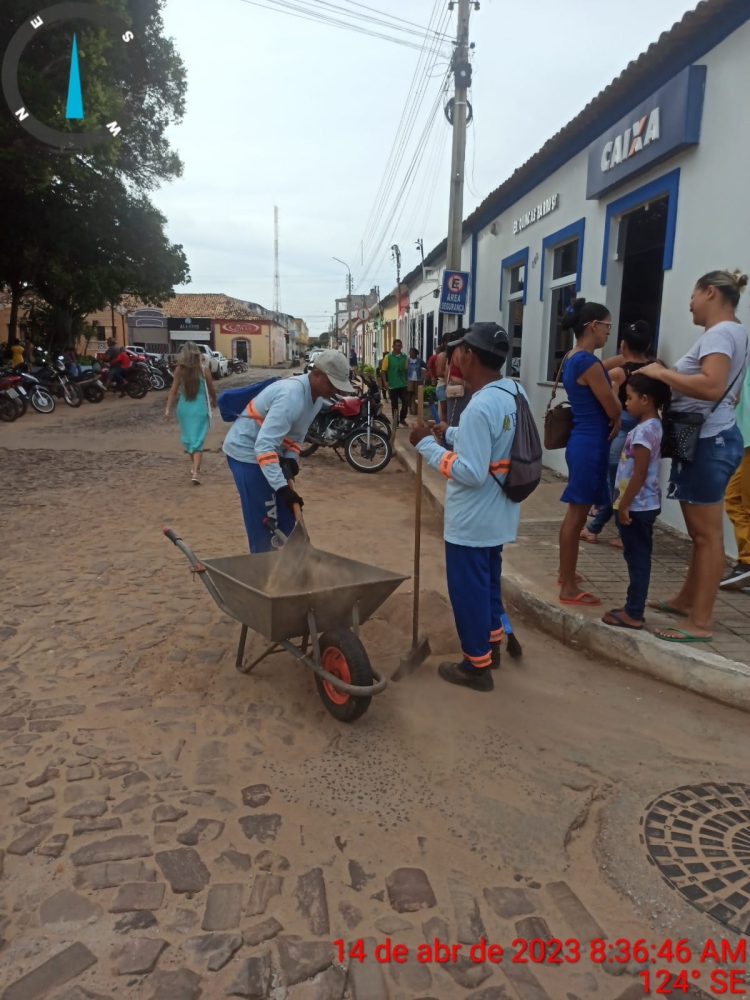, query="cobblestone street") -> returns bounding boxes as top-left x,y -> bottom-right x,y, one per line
1,383 -> 750,999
